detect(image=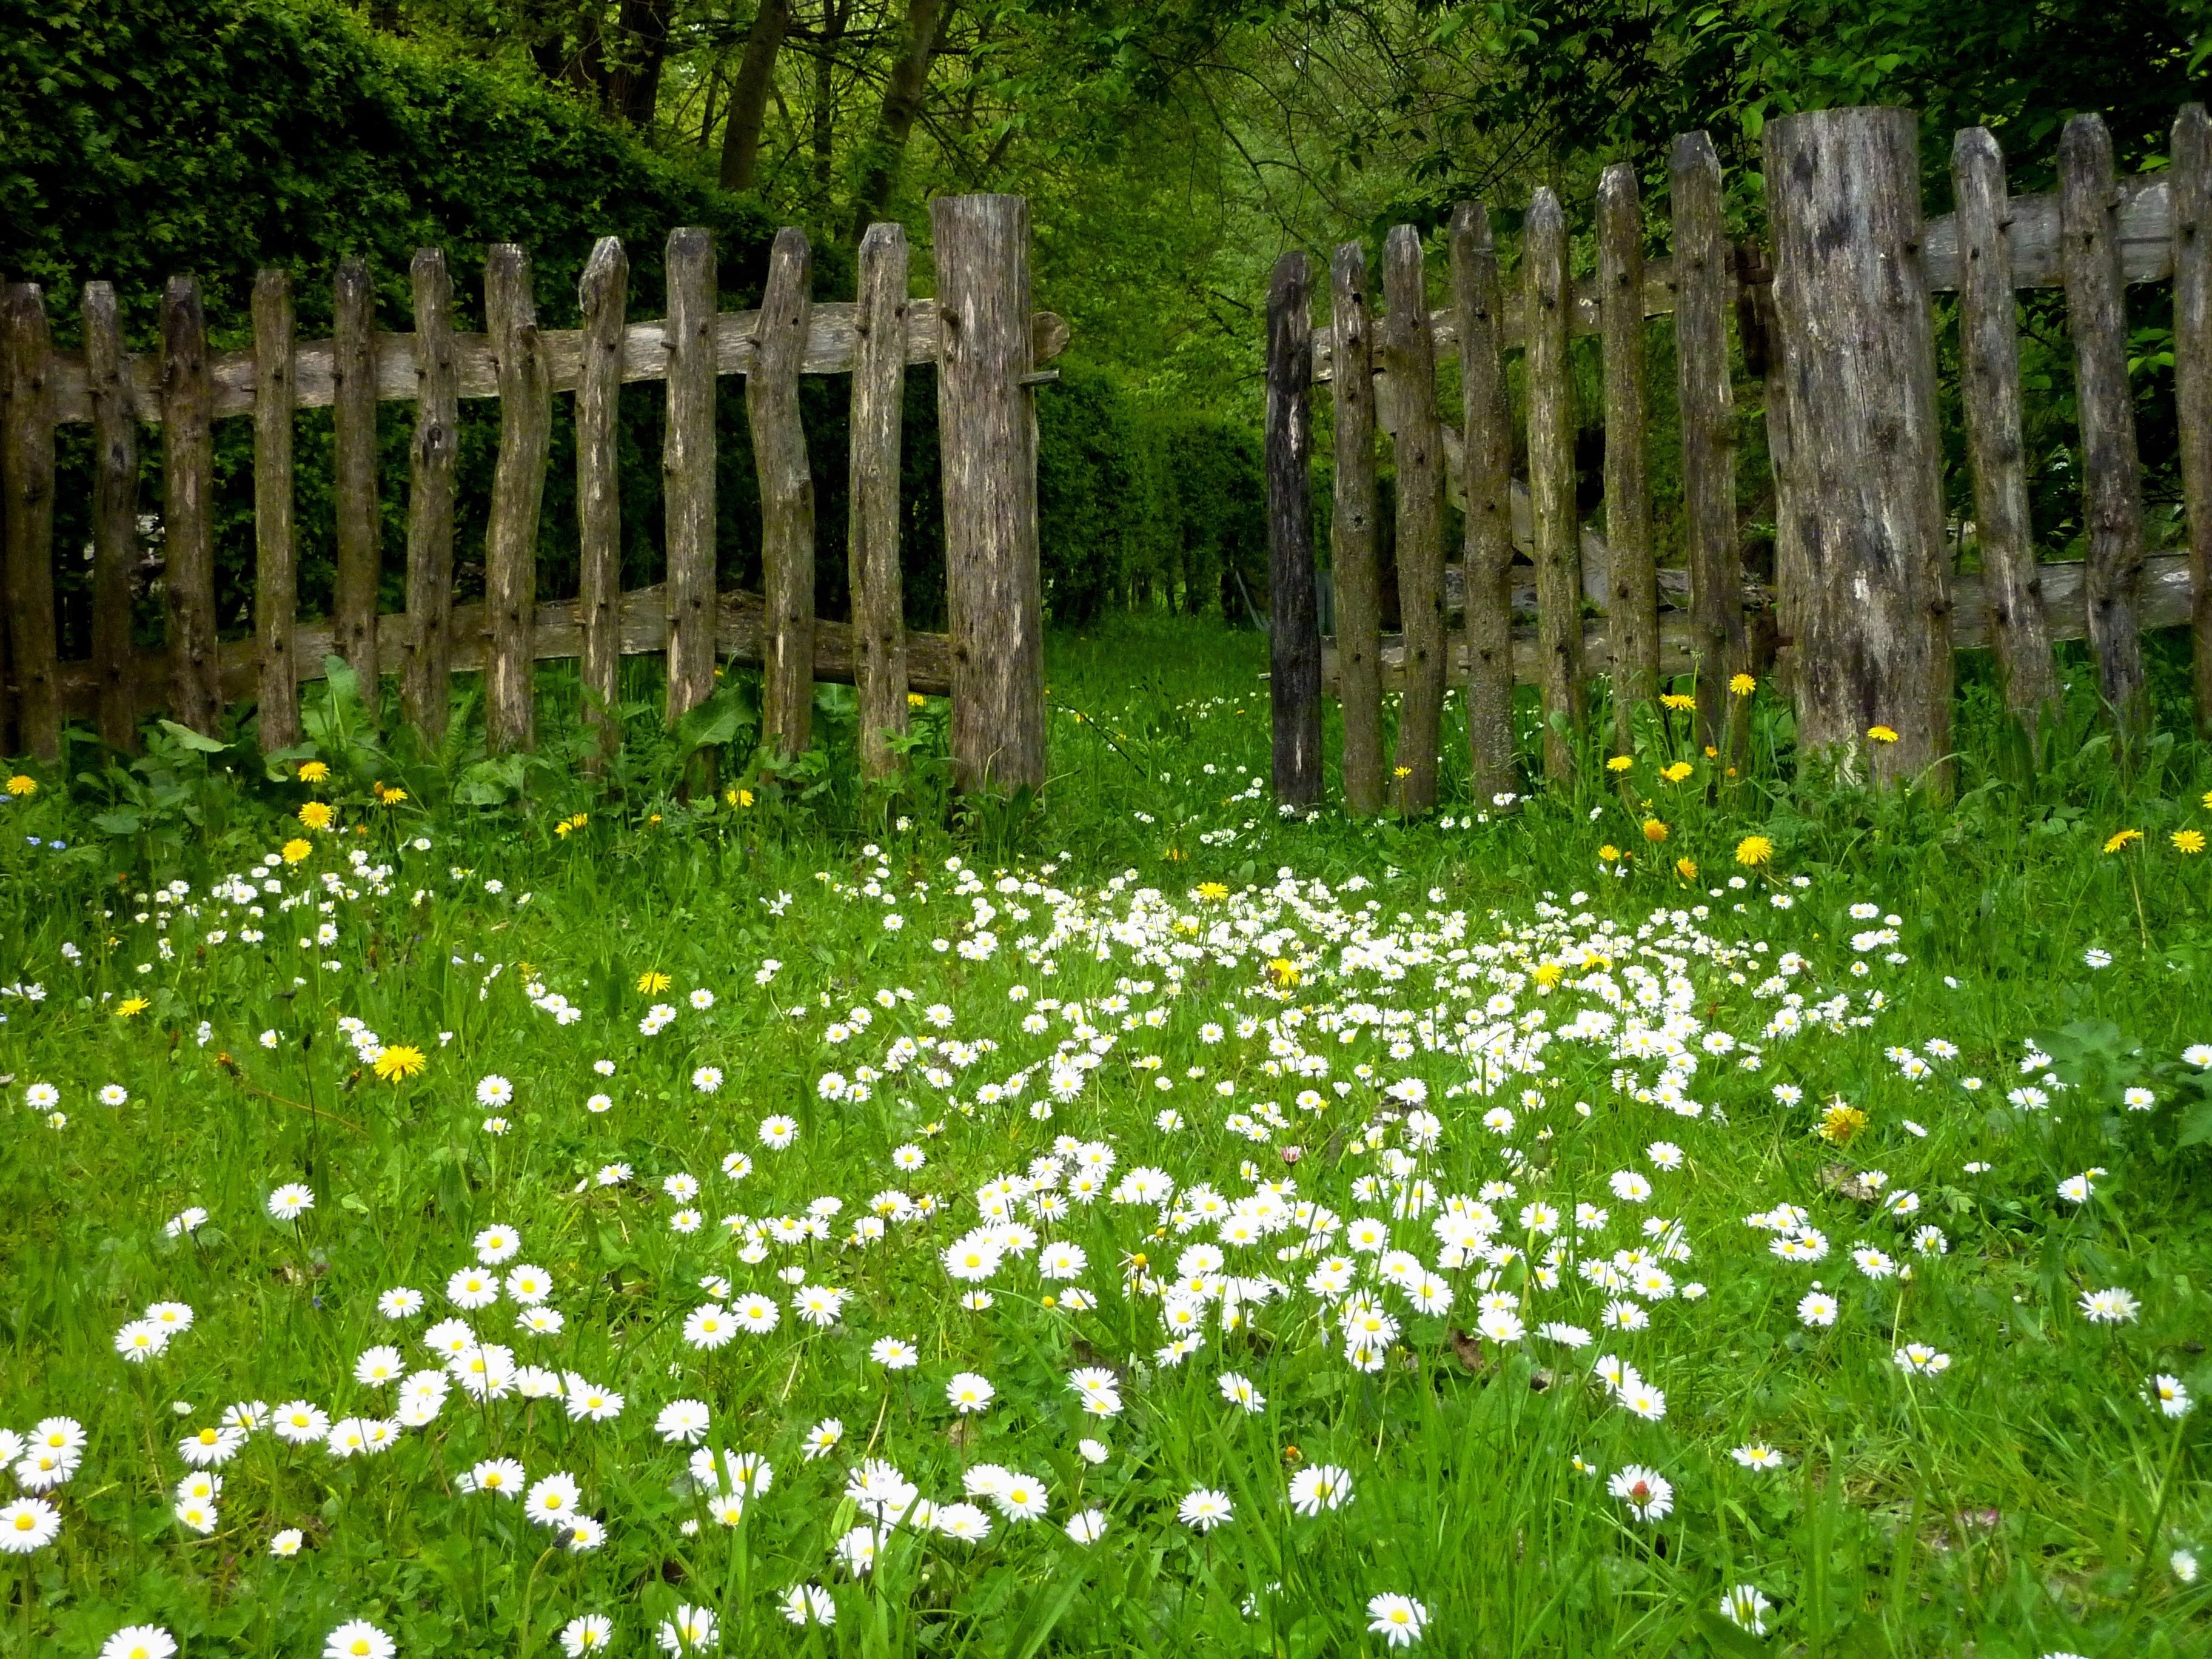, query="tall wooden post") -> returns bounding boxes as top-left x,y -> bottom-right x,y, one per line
850,221 -> 912,779
1330,243 -> 1382,816
754,227 -> 816,760
1764,107 -> 1951,791
1951,127 -> 2060,748
665,227 -> 719,756
1524,188 -> 1584,782
1265,250 -> 1321,808
933,195 -> 1045,794
1382,227 -> 1445,811
484,245 -> 549,754
332,258 -> 381,705
1,284 -> 59,760
84,283 -> 138,751
161,275 -> 220,737
2177,103 -> 2212,738
1597,164 -> 1657,746
252,268 -> 300,751
403,249 -> 459,741
577,238 -> 628,768
2060,113 -> 2147,739
1449,203 -> 1517,806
